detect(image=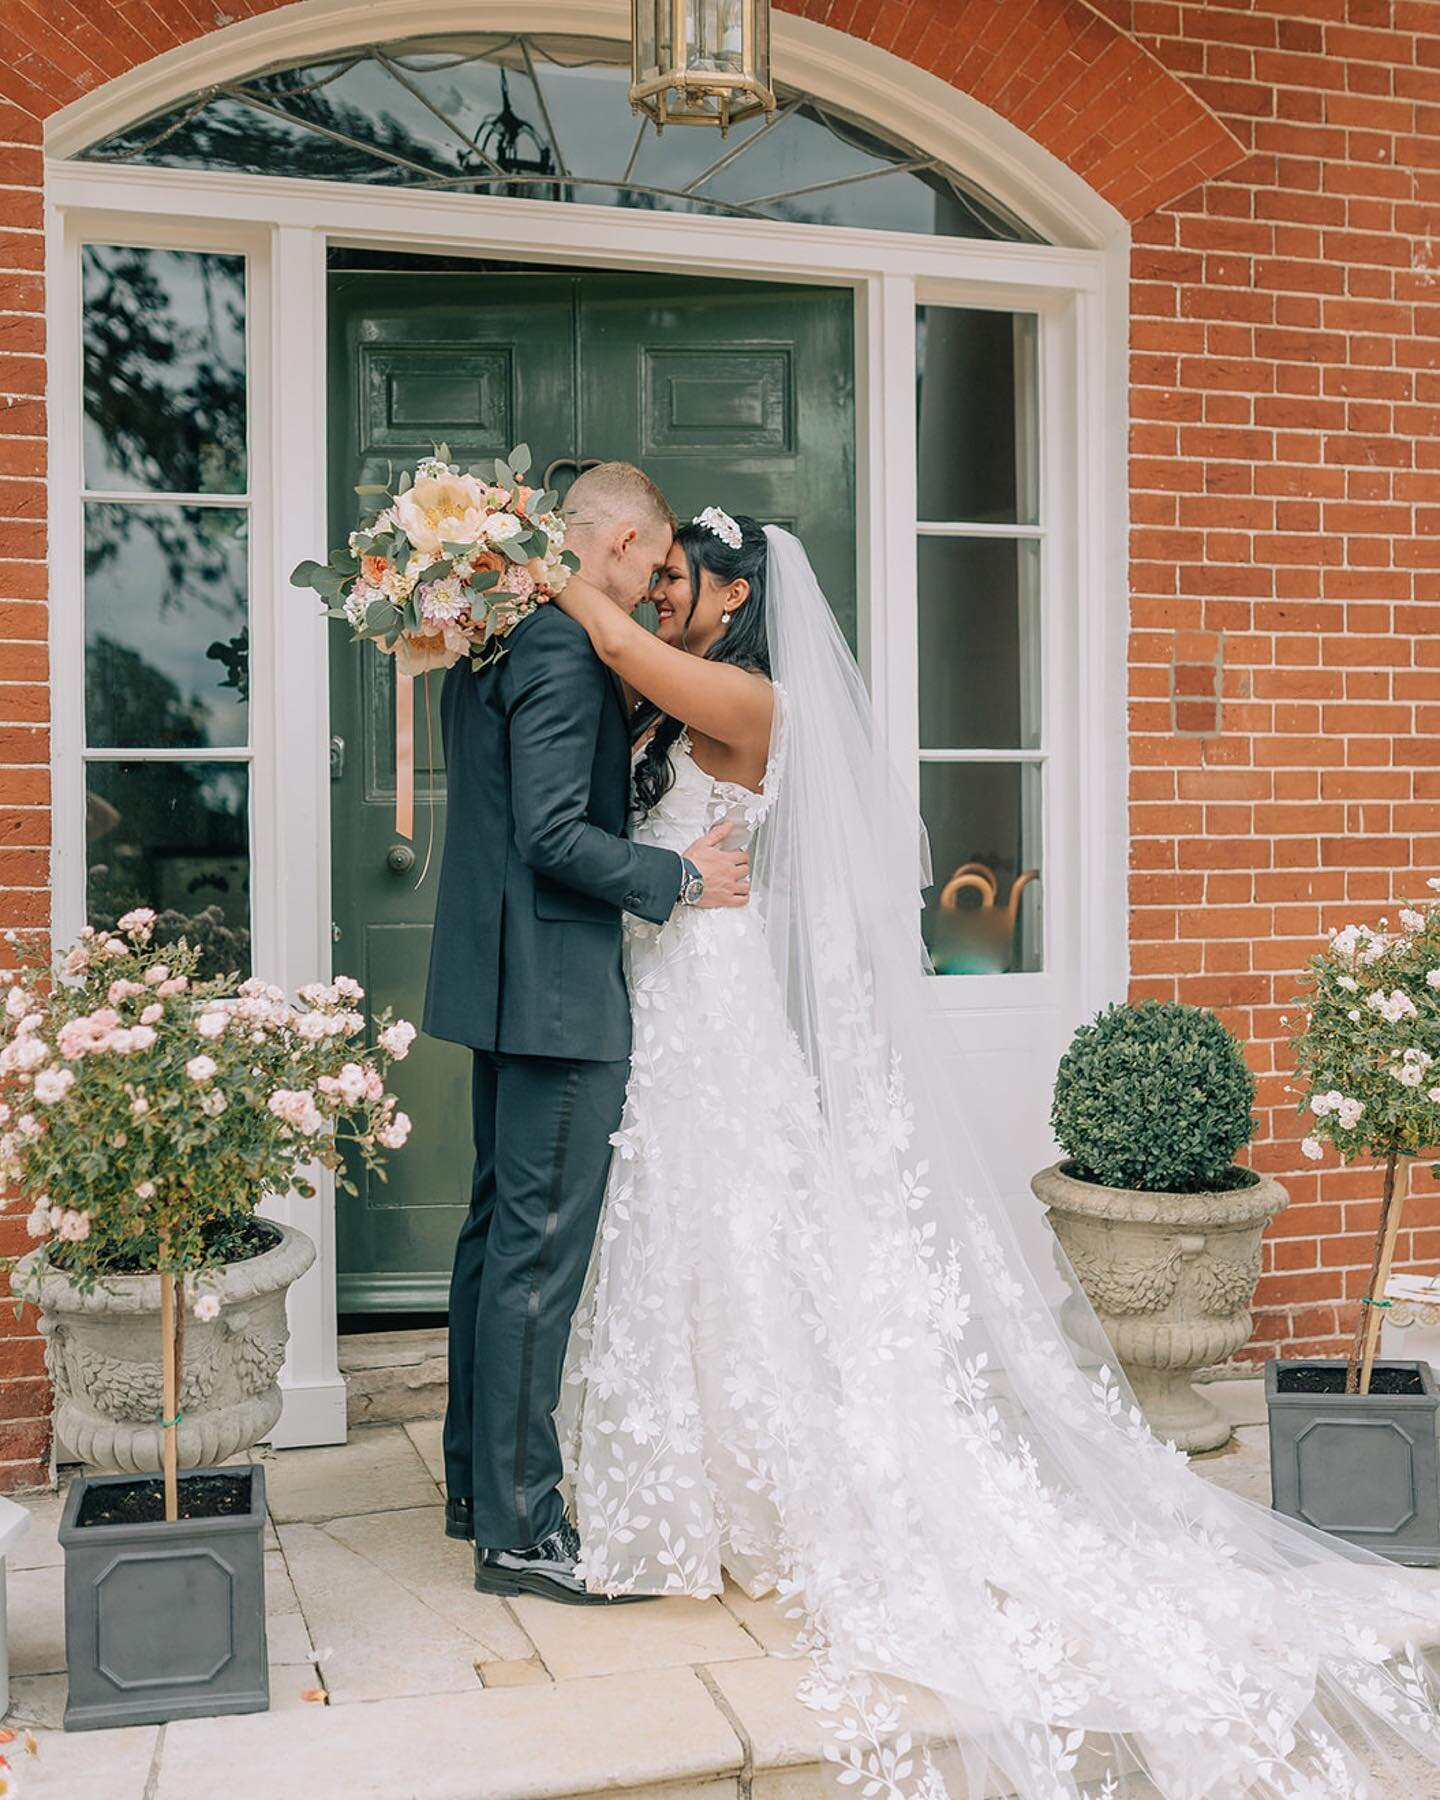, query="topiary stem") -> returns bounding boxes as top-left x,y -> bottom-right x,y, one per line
1346,1153 -> 1403,1396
